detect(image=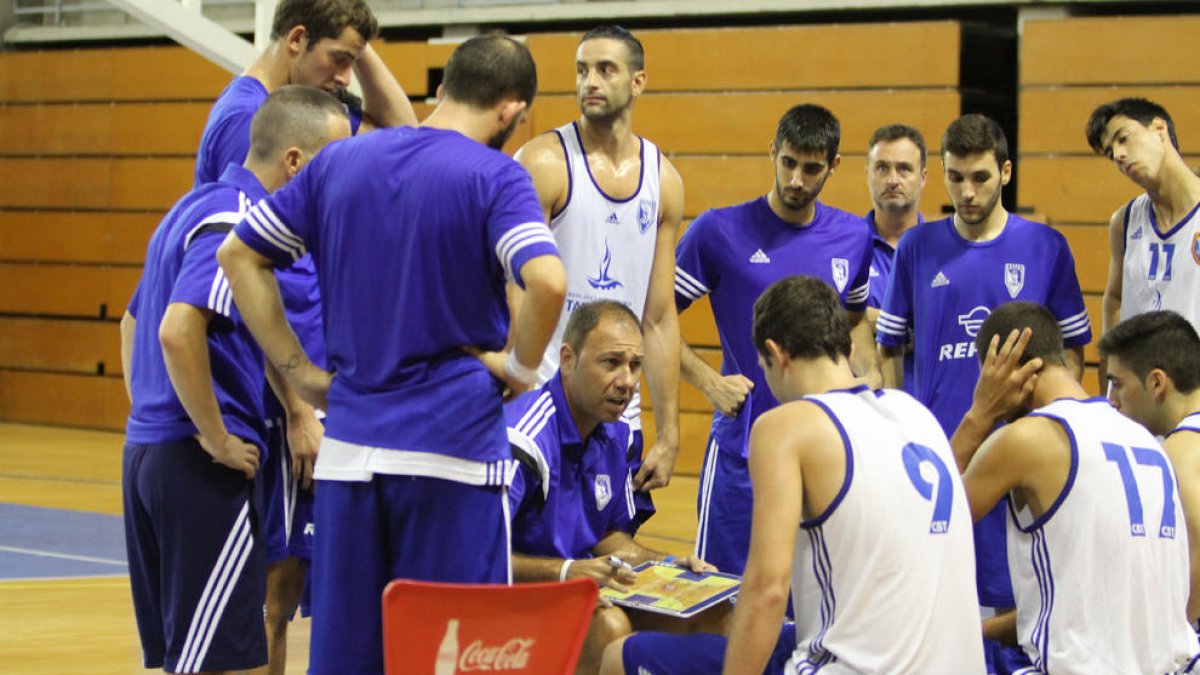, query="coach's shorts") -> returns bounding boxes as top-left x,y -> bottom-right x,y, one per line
695,435 -> 752,575
308,475 -> 511,675
122,438 -> 267,673
262,417 -> 315,564
622,624 -> 795,674
627,429 -> 657,530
